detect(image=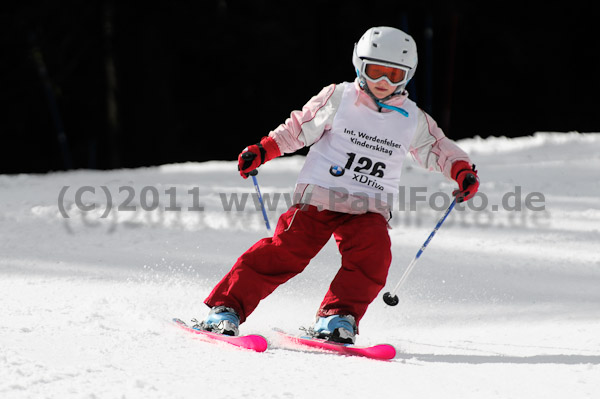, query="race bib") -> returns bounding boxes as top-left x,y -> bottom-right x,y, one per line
297,84 -> 419,202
